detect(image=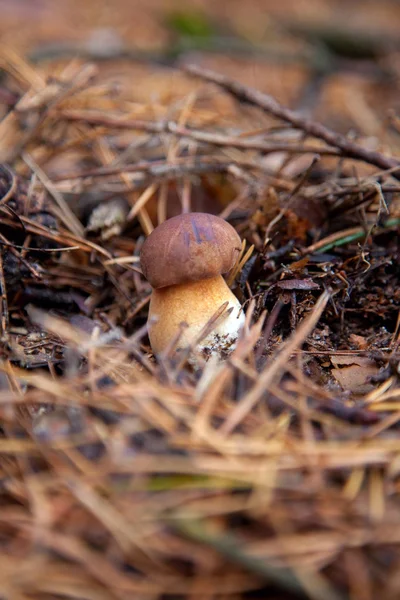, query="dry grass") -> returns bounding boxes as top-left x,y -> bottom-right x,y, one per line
0,45 -> 399,600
